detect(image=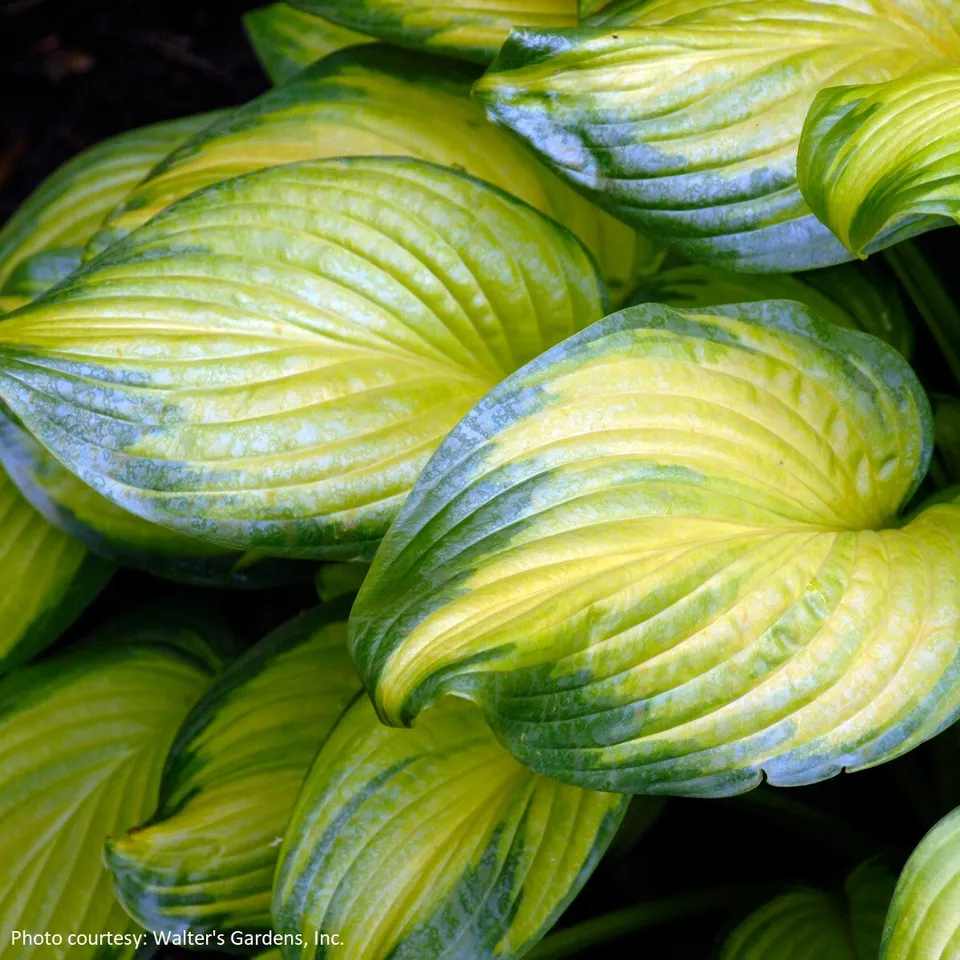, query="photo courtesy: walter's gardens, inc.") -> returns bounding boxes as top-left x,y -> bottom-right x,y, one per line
5,2 -> 960,960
